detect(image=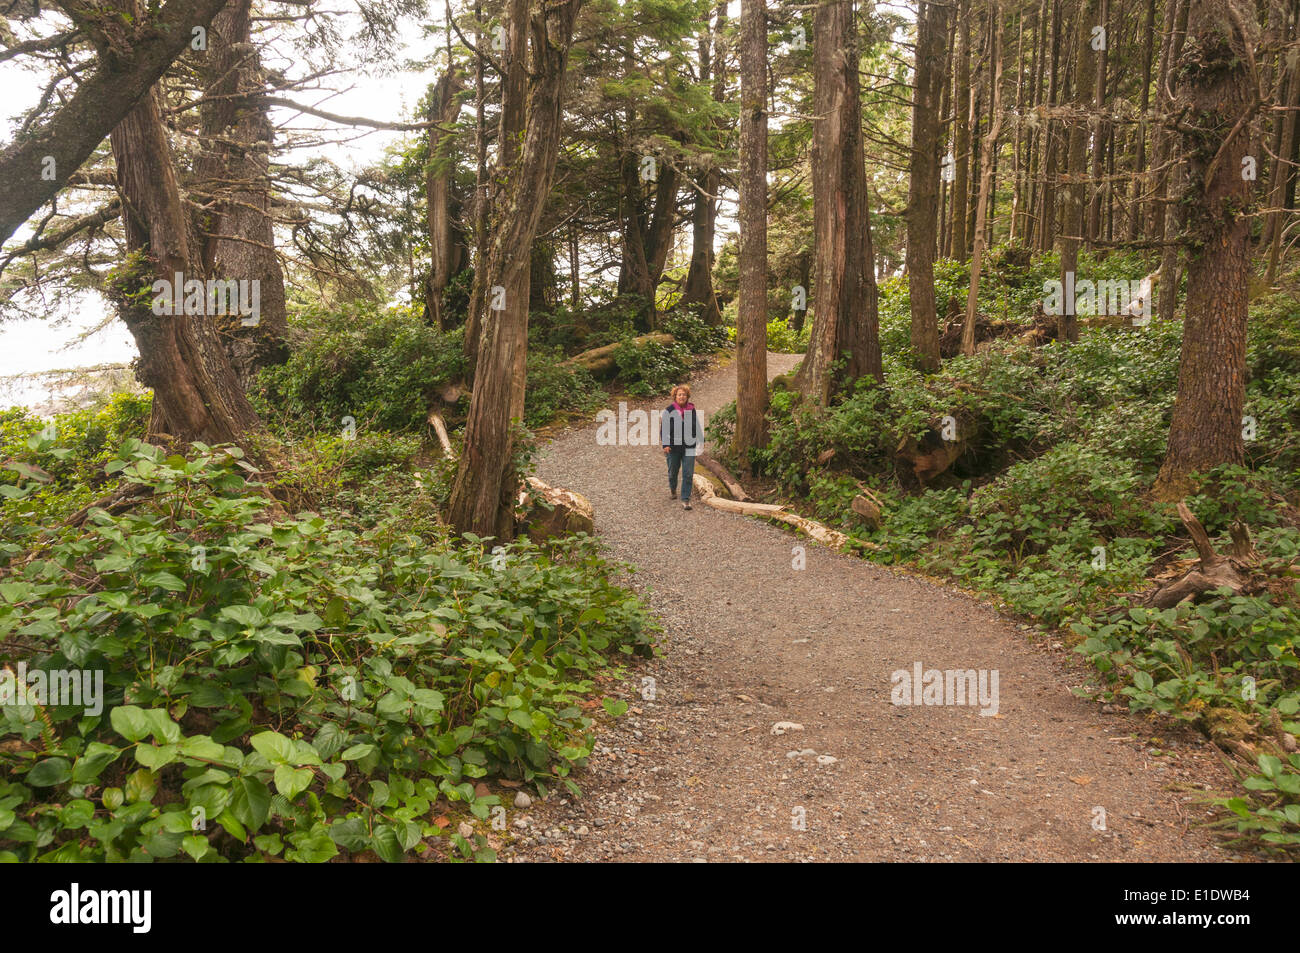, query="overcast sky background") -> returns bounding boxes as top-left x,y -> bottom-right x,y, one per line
0,10 -> 440,409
